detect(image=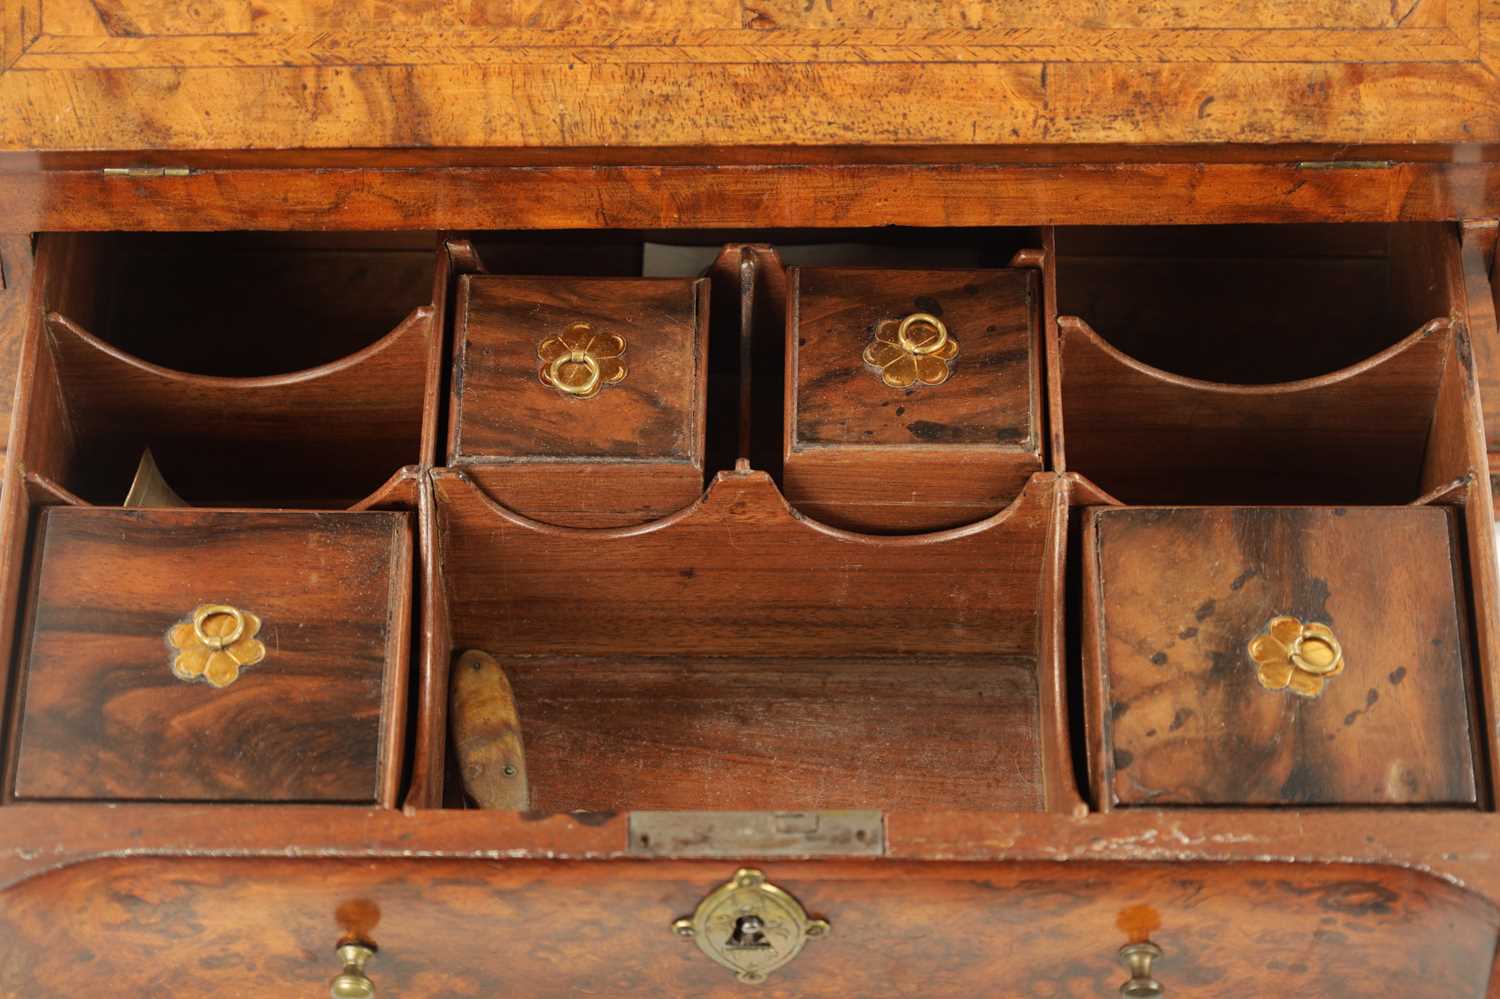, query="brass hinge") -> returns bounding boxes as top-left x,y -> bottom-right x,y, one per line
1294,160 -> 1396,170
101,166 -> 193,178
629,810 -> 884,858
